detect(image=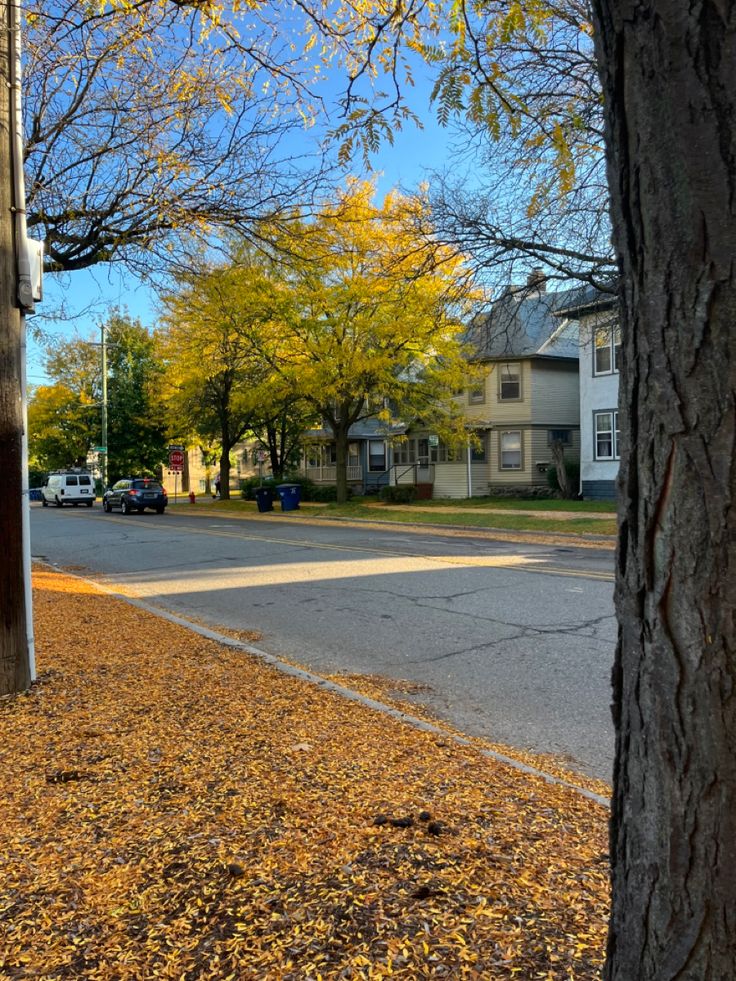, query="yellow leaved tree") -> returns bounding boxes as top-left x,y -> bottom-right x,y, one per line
263,181 -> 479,503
